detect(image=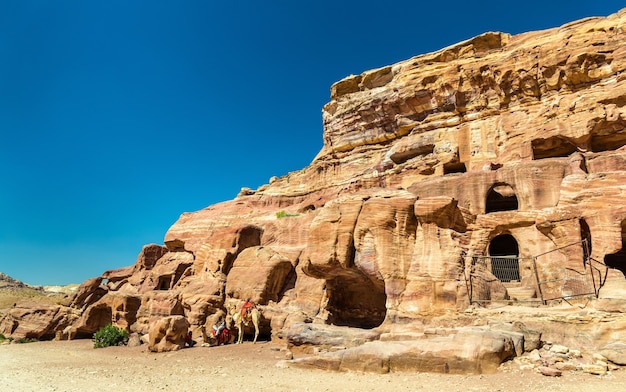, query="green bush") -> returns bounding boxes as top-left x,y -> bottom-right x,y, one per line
15,337 -> 37,344
276,210 -> 300,218
93,324 -> 129,348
